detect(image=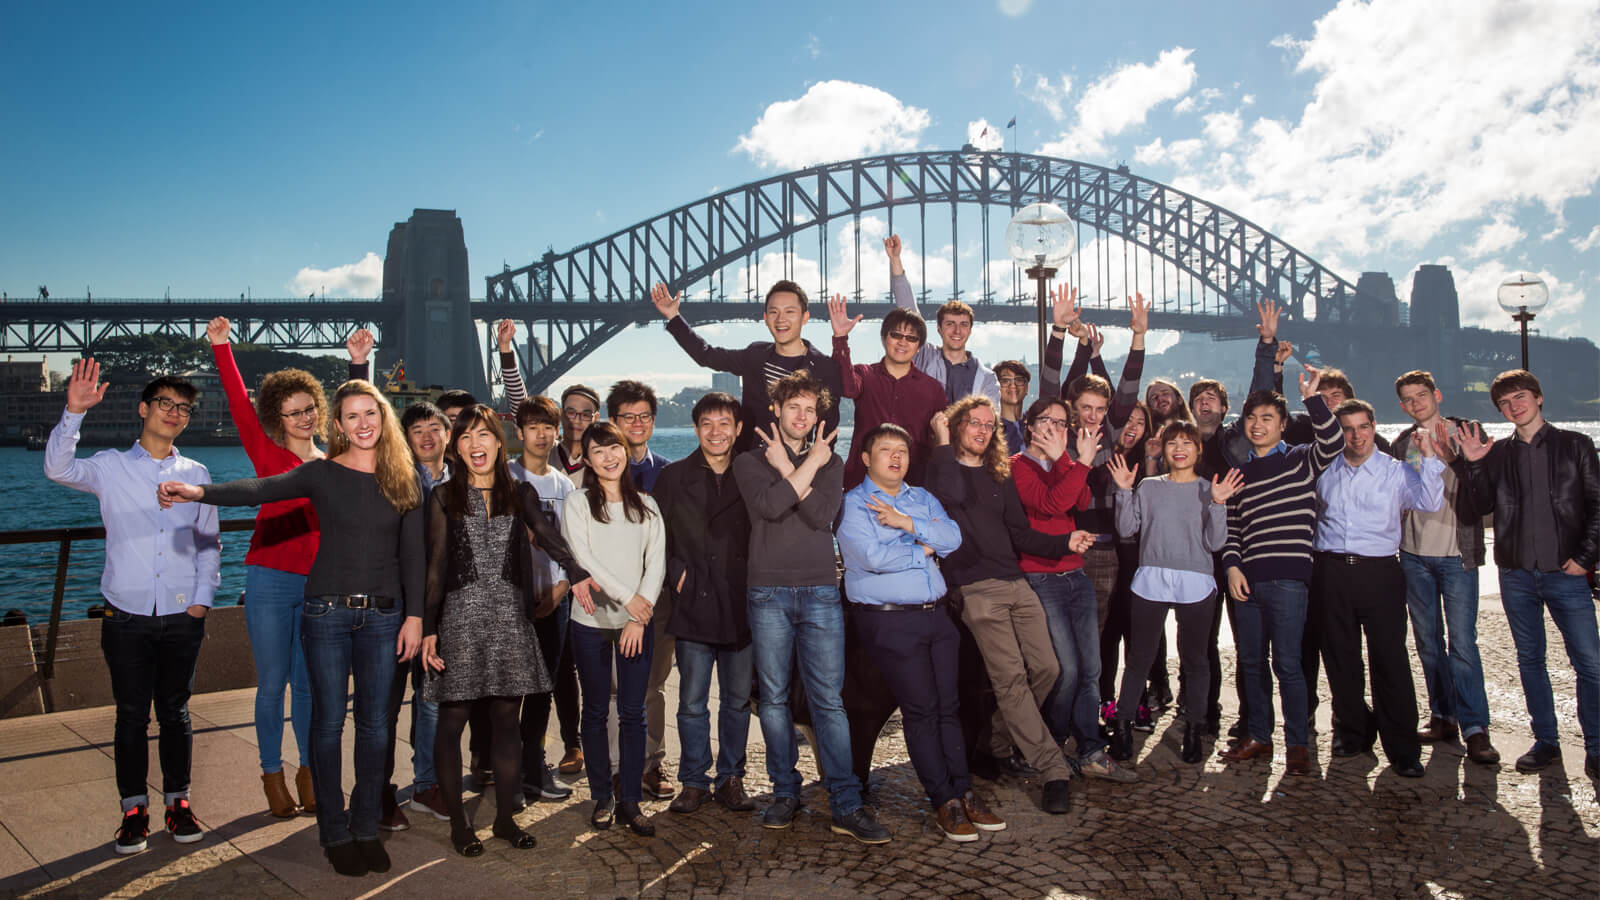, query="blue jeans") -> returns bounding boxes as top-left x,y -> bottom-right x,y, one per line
1498,569 -> 1600,757
1401,552 -> 1489,736
674,639 -> 753,791
411,681 -> 438,791
1233,579 -> 1310,747
747,585 -> 862,817
570,620 -> 654,805
242,565 -> 312,773
1027,570 -> 1104,755
300,598 -> 401,848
